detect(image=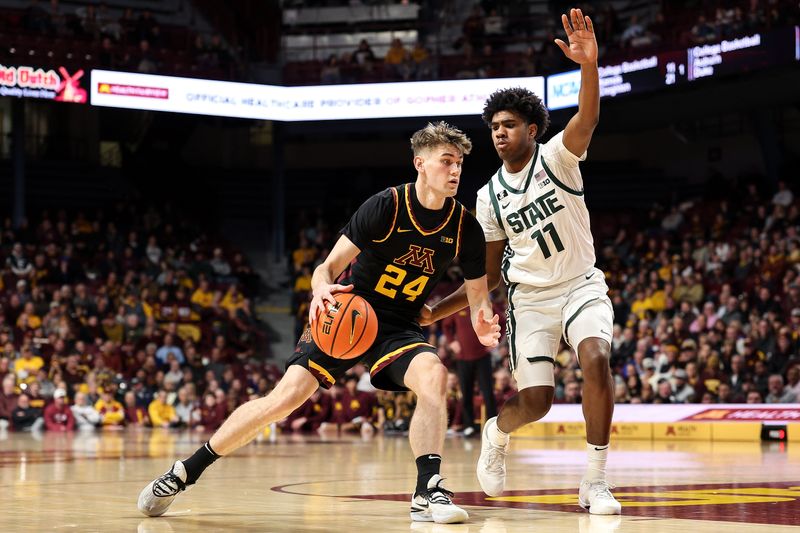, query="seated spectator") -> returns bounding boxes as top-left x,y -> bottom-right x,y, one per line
351,39 -> 376,78
7,243 -> 33,278
772,181 -> 794,208
156,335 -> 185,366
483,8 -> 505,46
136,40 -> 158,74
210,248 -> 233,281
691,15 -> 717,44
11,393 -> 43,432
410,41 -> 434,80
71,391 -> 101,430
123,390 -> 148,426
14,345 -> 44,383
320,55 -> 342,85
173,386 -> 196,428
786,366 -> 800,398
765,374 -> 797,403
195,392 -> 225,432
672,369 -> 695,403
0,374 -> 19,430
383,38 -> 410,81
746,390 -> 763,403
44,389 -> 75,431
148,390 -> 179,428
164,359 -> 184,389
95,389 -> 125,427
